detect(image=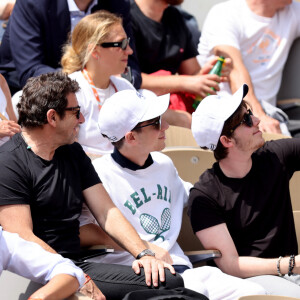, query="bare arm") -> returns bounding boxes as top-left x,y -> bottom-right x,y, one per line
83,184 -> 175,286
0,74 -> 21,137
196,223 -> 300,278
0,204 -> 56,253
79,223 -> 173,265
140,57 -> 220,98
0,74 -> 17,122
30,275 -> 79,300
214,45 -> 281,134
